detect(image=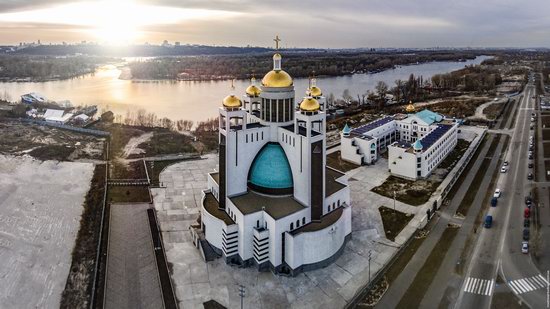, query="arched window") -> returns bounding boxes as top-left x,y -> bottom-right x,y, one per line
302,217 -> 305,225
296,220 -> 300,227
290,223 -> 294,230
